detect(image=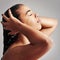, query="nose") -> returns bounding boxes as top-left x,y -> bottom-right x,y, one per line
34,13 -> 40,23
34,13 -> 37,18
34,13 -> 38,18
